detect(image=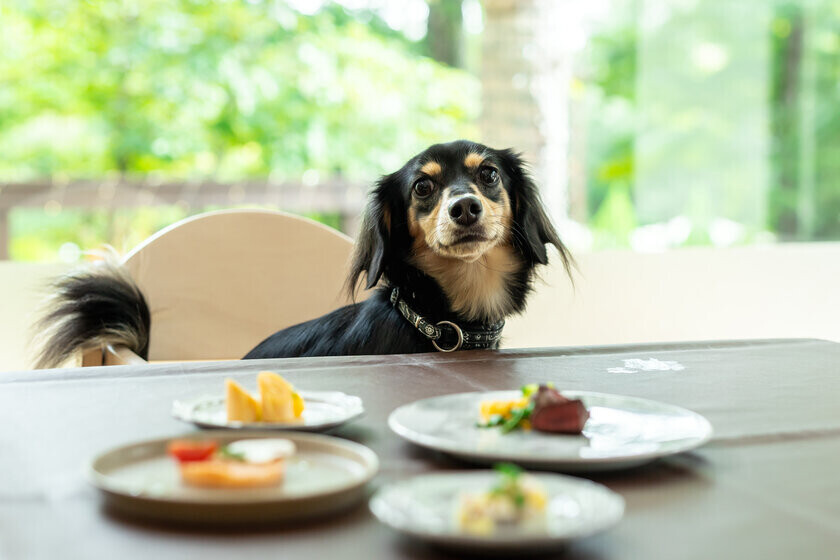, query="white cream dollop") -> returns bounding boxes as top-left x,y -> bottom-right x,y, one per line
226,438 -> 296,463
